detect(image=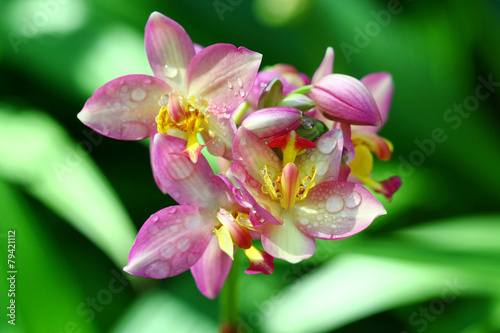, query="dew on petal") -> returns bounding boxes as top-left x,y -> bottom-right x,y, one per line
143,77 -> 152,84
120,121 -> 150,139
227,81 -> 233,89
158,94 -> 170,106
145,260 -> 170,278
237,77 -> 243,87
326,195 -> 344,213
239,89 -> 245,97
104,84 -> 115,97
131,88 -> 147,102
148,224 -> 159,235
185,215 -> 201,230
164,64 -> 179,78
345,191 -> 362,208
208,138 -> 226,157
299,217 -> 309,225
167,158 -> 195,180
176,237 -> 191,252
160,245 -> 175,259
316,161 -> 328,176
317,136 -> 337,154
150,214 -> 159,222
